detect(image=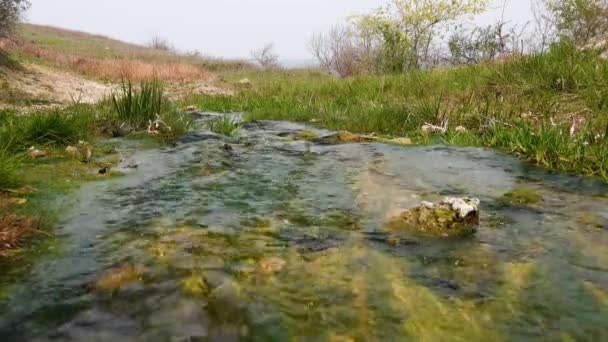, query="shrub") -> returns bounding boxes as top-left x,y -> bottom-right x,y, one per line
0,0 -> 30,41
